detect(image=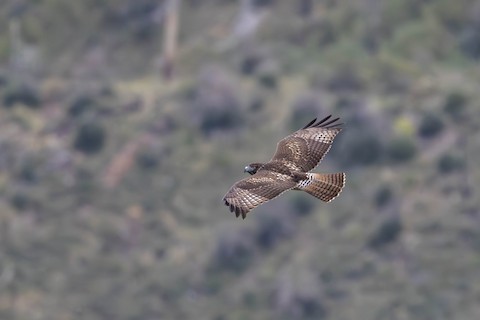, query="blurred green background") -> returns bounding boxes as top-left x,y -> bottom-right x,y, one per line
0,0 -> 480,319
